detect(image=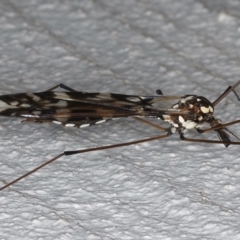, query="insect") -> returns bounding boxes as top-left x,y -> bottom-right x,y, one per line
1,81 -> 240,191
